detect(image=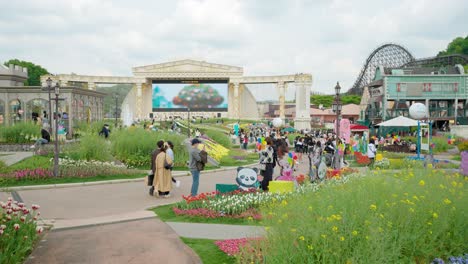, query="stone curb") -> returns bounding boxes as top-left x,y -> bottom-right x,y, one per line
2,163 -> 258,191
